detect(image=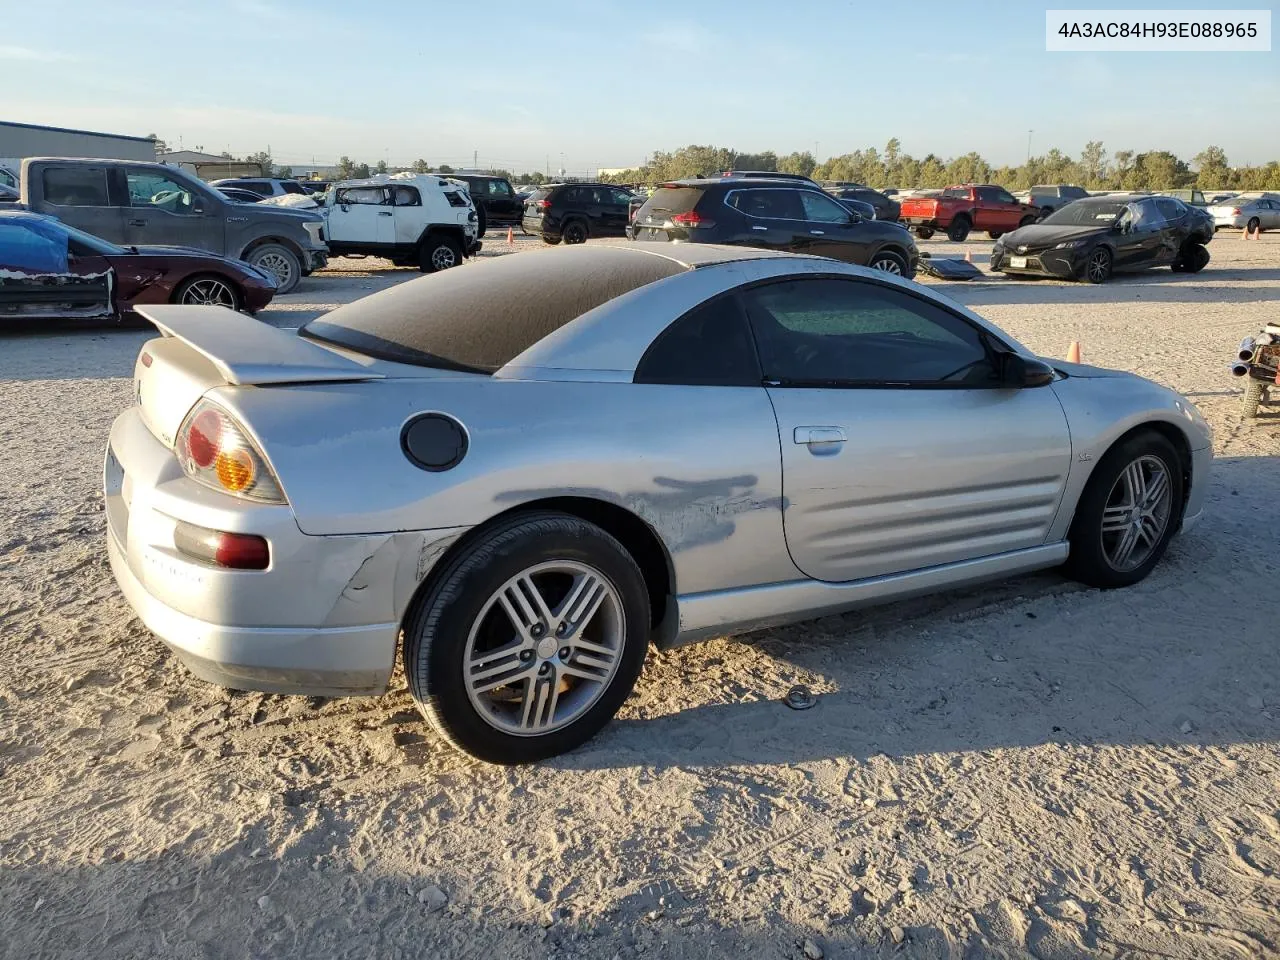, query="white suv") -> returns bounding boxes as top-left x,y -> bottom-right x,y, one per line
319,174 -> 482,271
